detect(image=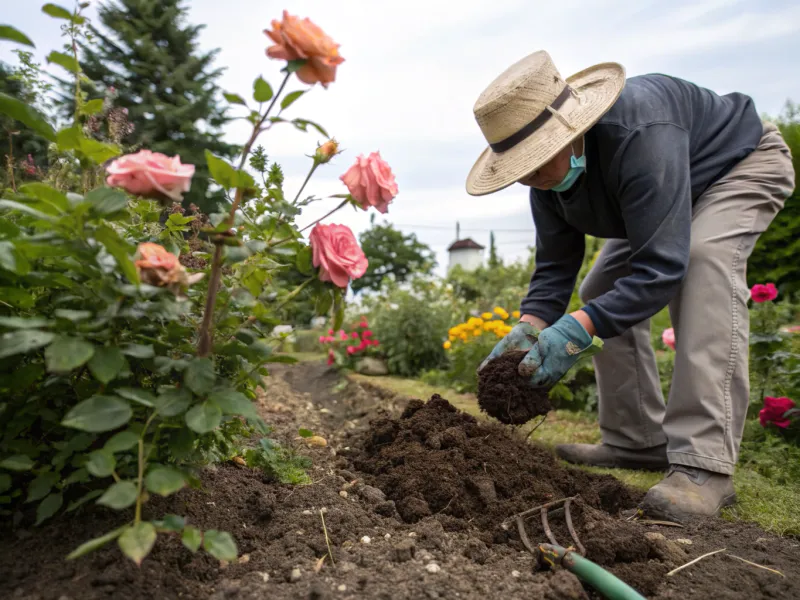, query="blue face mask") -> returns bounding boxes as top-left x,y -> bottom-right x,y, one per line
550,151 -> 586,193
